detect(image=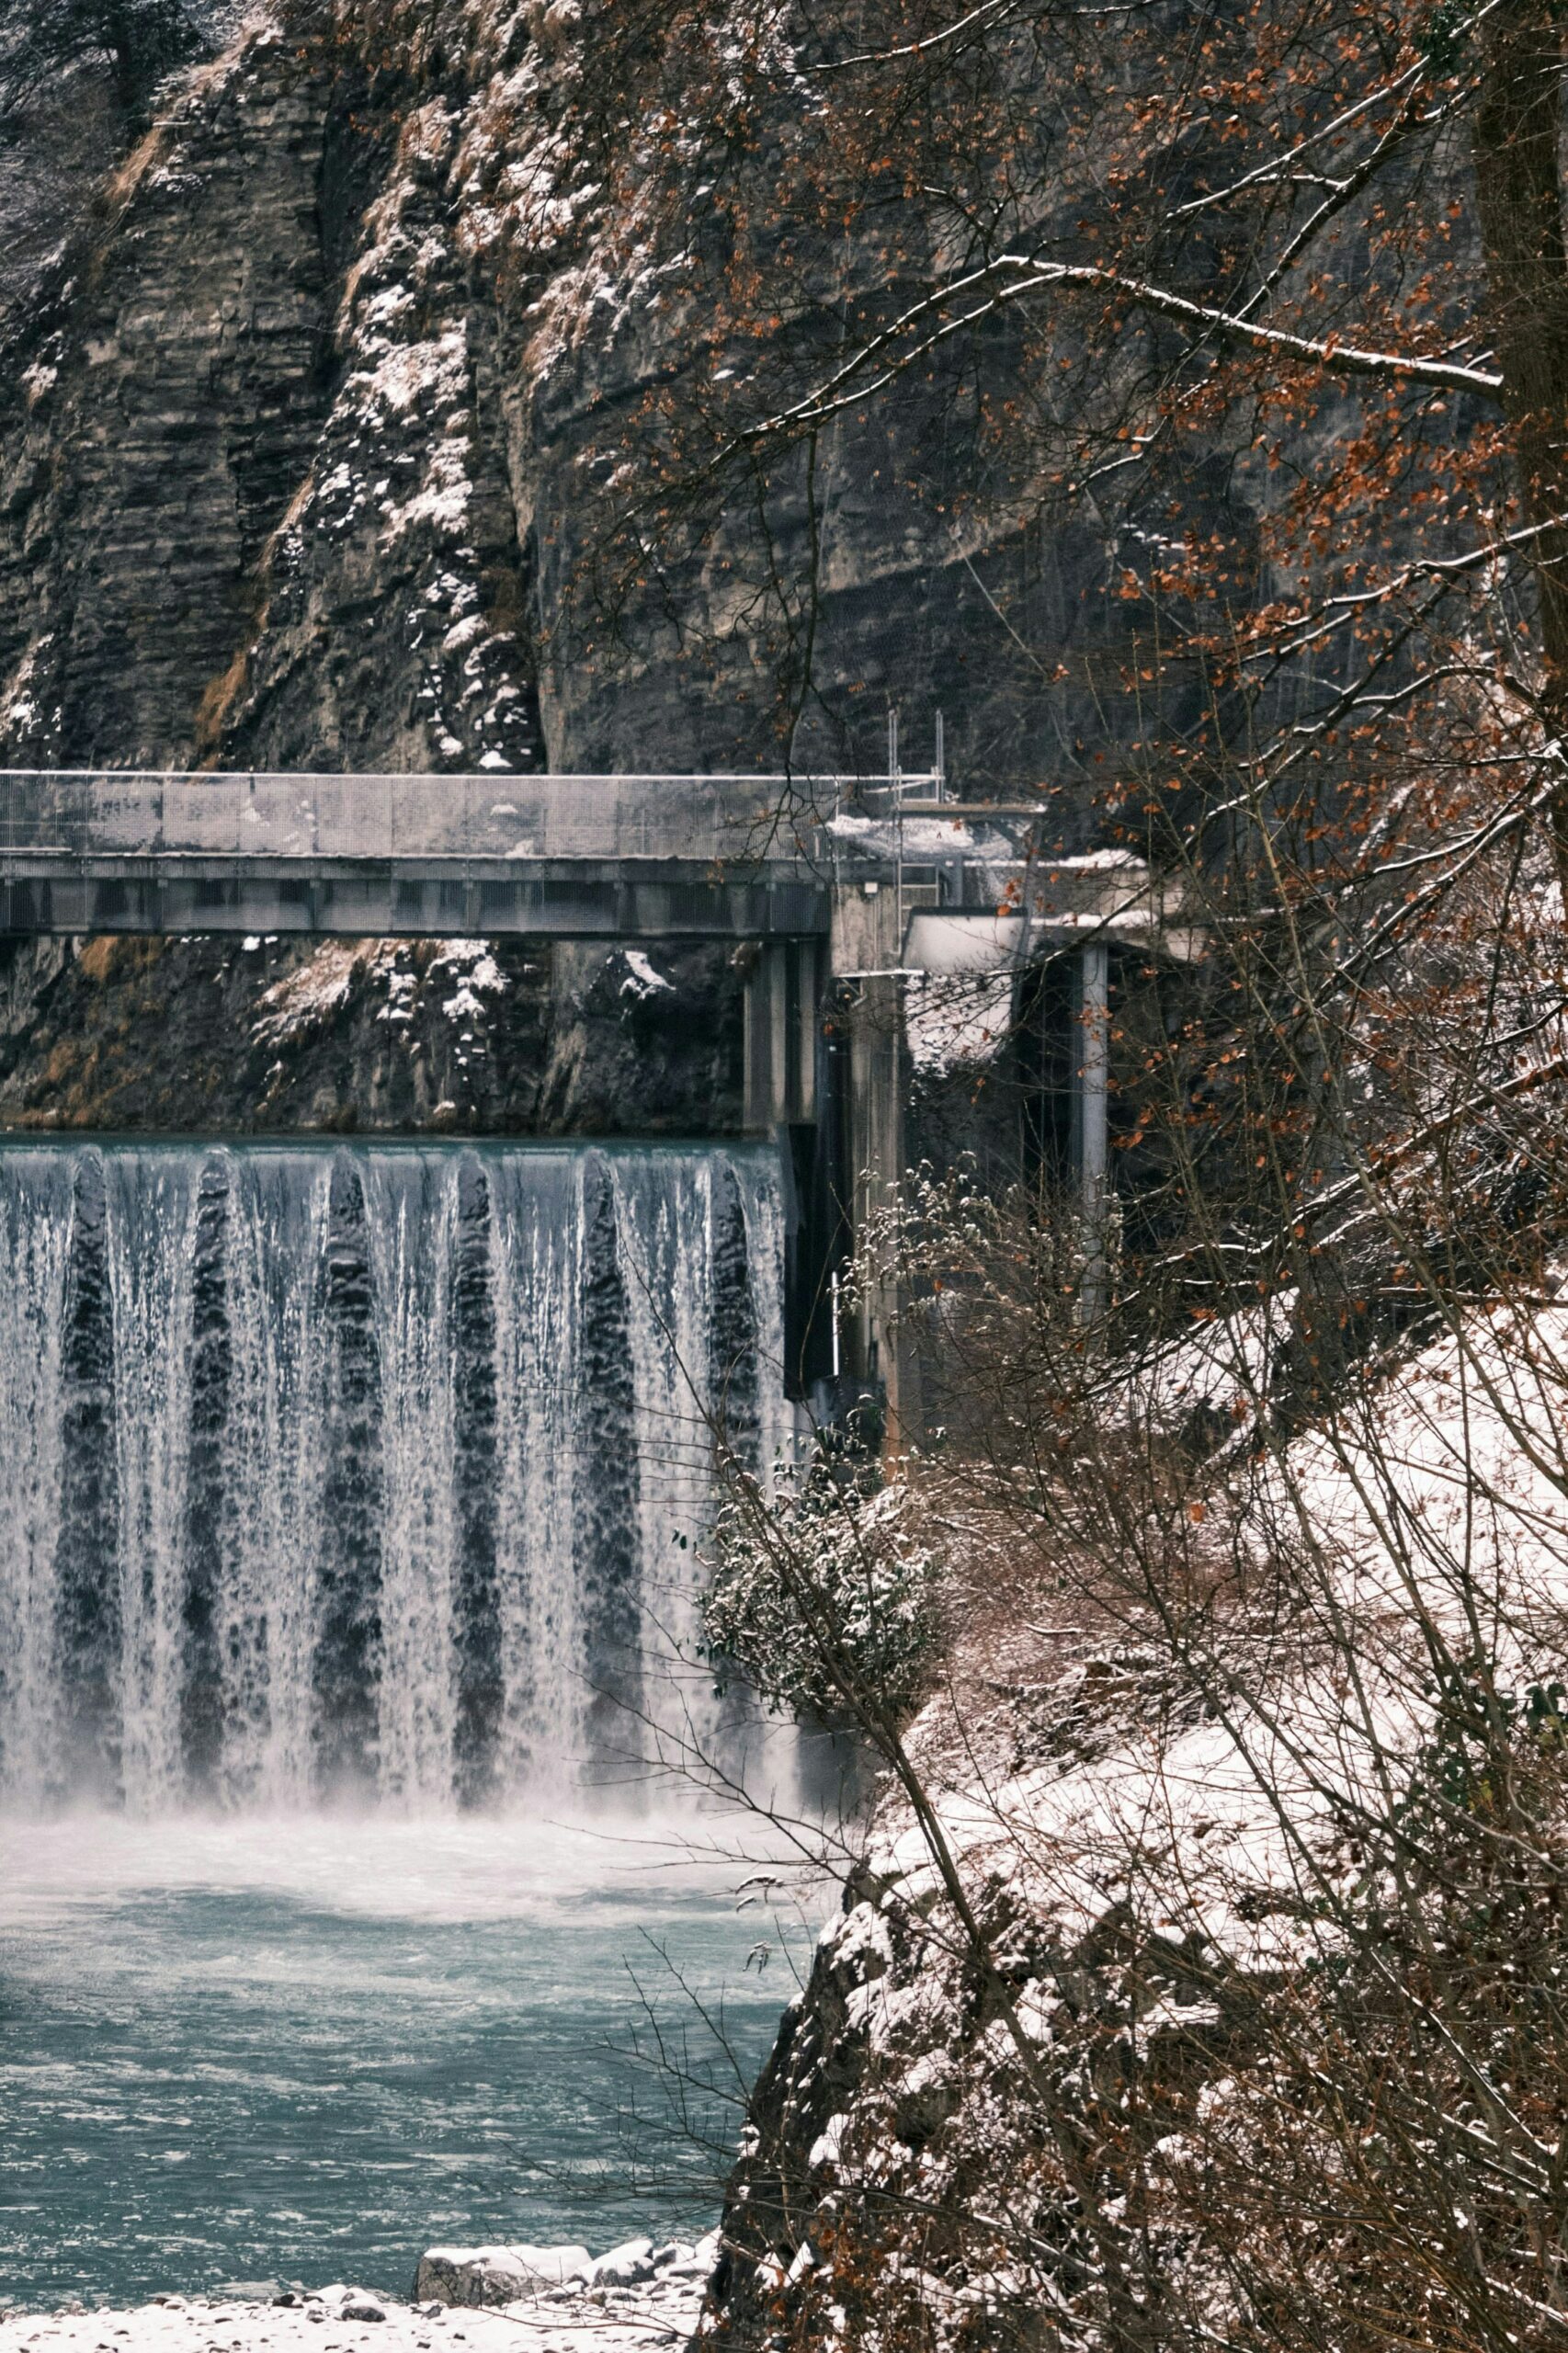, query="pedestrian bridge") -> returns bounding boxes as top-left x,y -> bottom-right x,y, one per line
0,769 -> 850,940
0,767 -> 1192,956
